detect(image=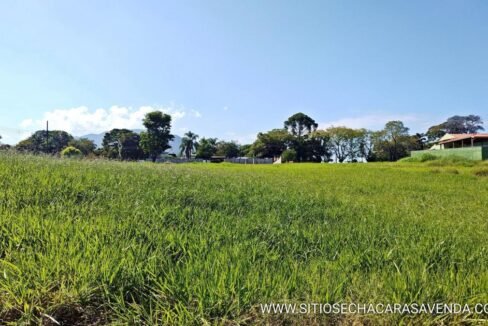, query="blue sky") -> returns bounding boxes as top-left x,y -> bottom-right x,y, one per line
1,0 -> 487,144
